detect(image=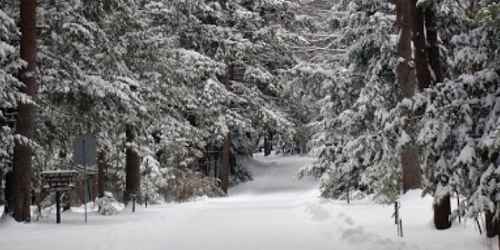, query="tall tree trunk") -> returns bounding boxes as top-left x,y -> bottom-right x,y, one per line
413,5 -> 432,90
124,124 -> 140,204
13,0 -> 38,222
397,0 -> 421,192
221,133 -> 231,194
